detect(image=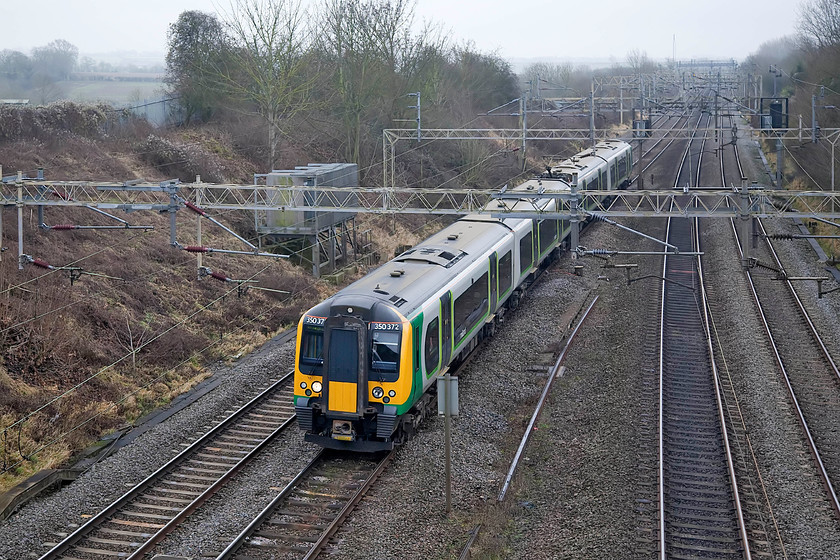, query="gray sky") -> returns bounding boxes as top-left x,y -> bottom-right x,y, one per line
5,0 -> 807,63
